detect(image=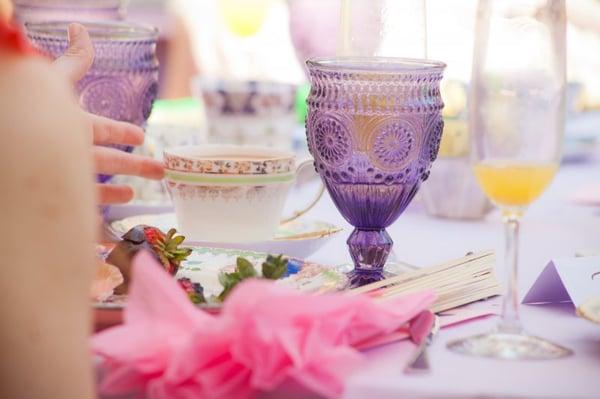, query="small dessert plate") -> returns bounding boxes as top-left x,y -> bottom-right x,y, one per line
94,246 -> 347,329
109,213 -> 342,259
